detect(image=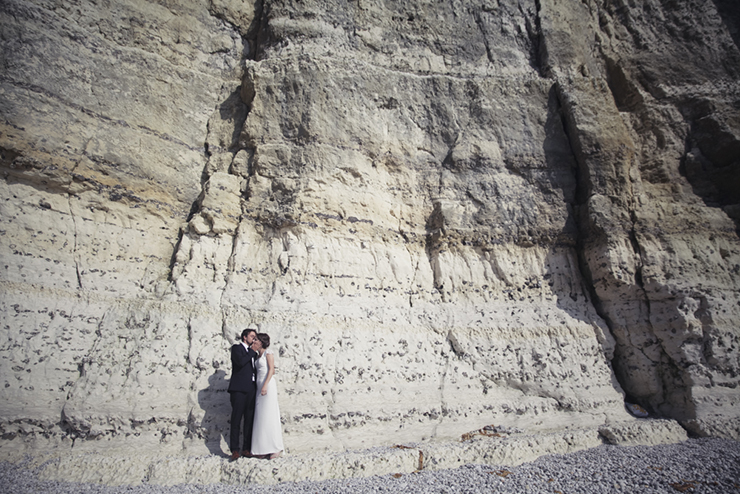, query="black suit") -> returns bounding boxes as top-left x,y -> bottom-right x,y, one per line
228,341 -> 257,453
